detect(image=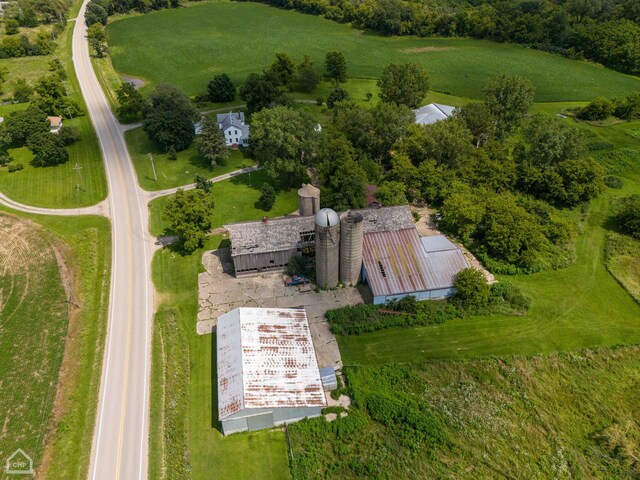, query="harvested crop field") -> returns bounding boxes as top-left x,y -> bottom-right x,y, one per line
0,214 -> 70,474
